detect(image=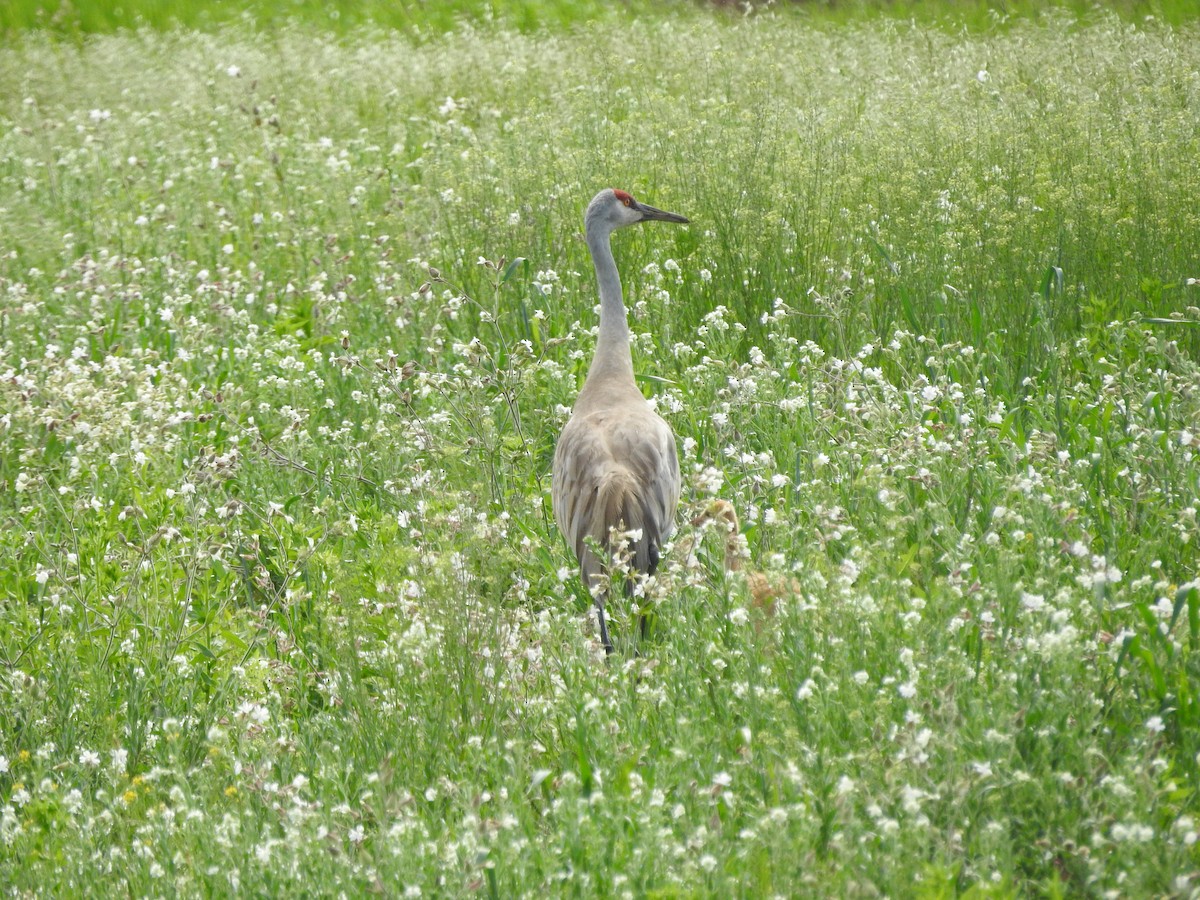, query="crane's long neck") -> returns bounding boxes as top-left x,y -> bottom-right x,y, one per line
584,224 -> 636,391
